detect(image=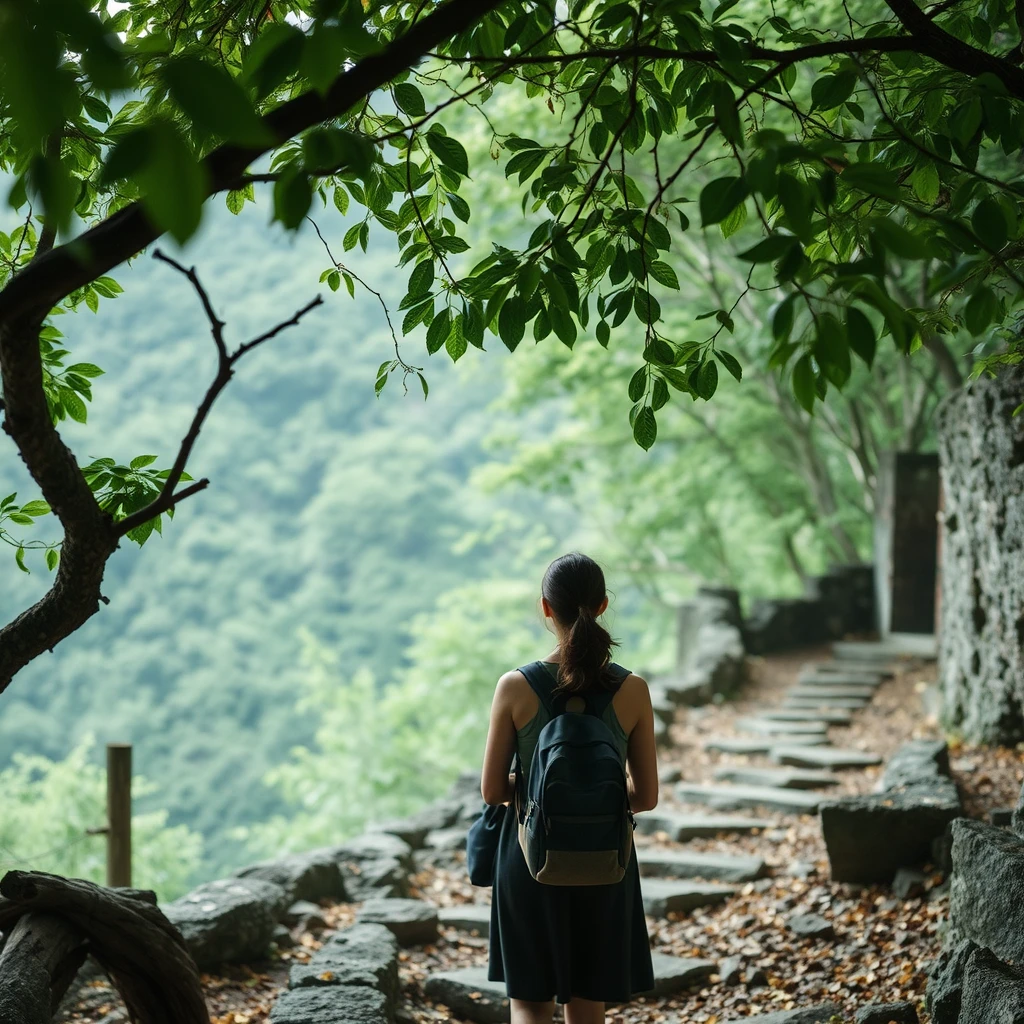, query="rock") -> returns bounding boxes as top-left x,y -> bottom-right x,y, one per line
881,739 -> 951,790
784,696 -> 871,710
724,1006 -> 842,1023
833,637 -> 936,660
659,765 -> 682,784
676,782 -> 821,815
641,879 -> 735,917
638,847 -> 767,883
797,670 -> 882,687
273,924 -> 295,948
744,597 -> 829,655
811,659 -> 893,677
735,717 -> 830,735
719,955 -> 743,986
424,967 -> 509,1024
950,819 -> 1024,963
936,368 -> 1024,743
233,847 -> 347,906
165,877 -> 285,969
926,937 -> 979,1024
854,1001 -> 918,1023
635,811 -> 775,841
714,766 -> 838,790
438,904 -> 491,937
675,591 -> 746,699
958,946 -> 1024,1023
657,672 -> 713,707
892,867 -> 926,900
821,788 -> 960,883
270,985 -> 390,1024
425,827 -> 467,852
446,772 -> 482,801
285,900 -> 327,929
746,967 -> 770,988
787,912 -> 835,940
772,747 -> 882,769
368,802 -> 460,850
649,685 -> 677,725
645,953 -> 717,995
990,807 -> 1014,827
334,833 -> 413,900
357,897 -> 439,947
789,684 -> 876,700
288,923 -> 398,1003
759,707 -> 853,725
705,735 -> 828,754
